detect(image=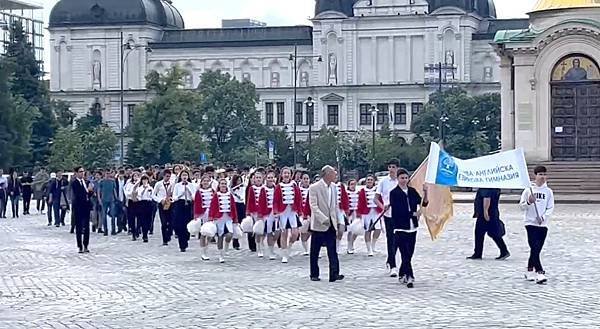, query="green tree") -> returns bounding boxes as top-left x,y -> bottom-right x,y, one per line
263,128 -> 294,167
0,59 -> 38,169
53,100 -> 76,128
48,128 -> 83,171
5,21 -> 56,166
127,67 -> 203,165
308,126 -> 340,171
197,70 -> 263,160
411,88 -> 500,159
75,104 -> 103,133
170,129 -> 210,163
82,126 -> 118,169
